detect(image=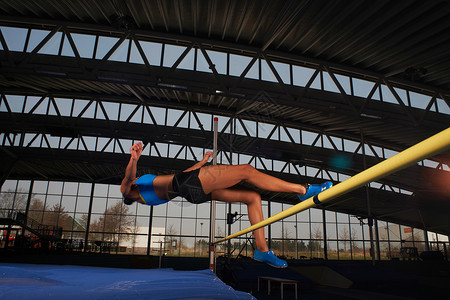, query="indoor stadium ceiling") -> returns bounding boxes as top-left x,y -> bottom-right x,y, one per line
1,0 -> 450,91
0,0 -> 449,235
